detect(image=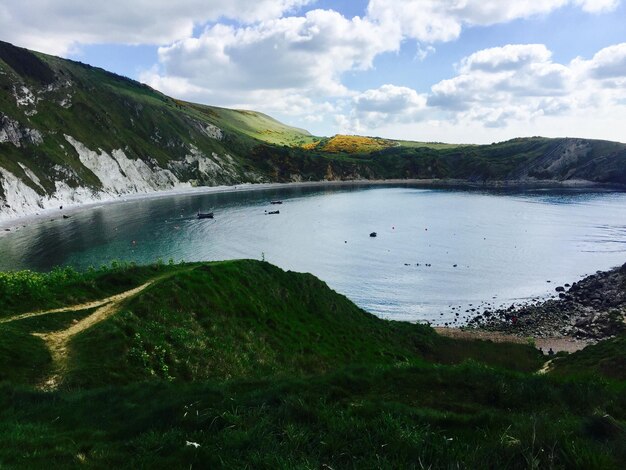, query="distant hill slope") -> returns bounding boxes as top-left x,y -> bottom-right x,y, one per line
1,40 -> 626,221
